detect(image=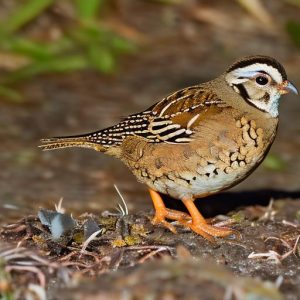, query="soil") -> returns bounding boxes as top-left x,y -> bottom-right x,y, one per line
0,0 -> 300,299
